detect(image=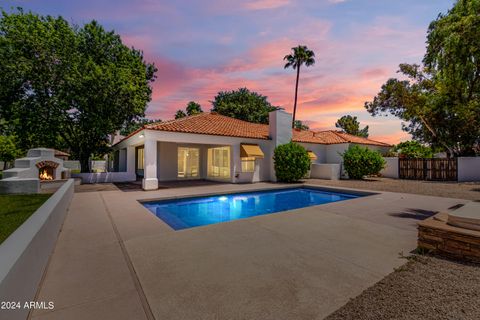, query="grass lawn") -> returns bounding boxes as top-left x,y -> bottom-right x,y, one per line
0,194 -> 51,244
